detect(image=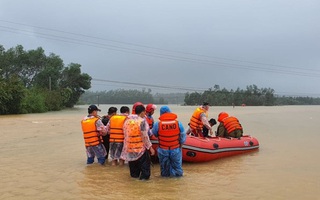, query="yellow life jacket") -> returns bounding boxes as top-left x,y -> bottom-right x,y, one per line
109,115 -> 126,143
81,117 -> 103,147
125,118 -> 144,153
222,116 -> 242,134
158,113 -> 180,150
